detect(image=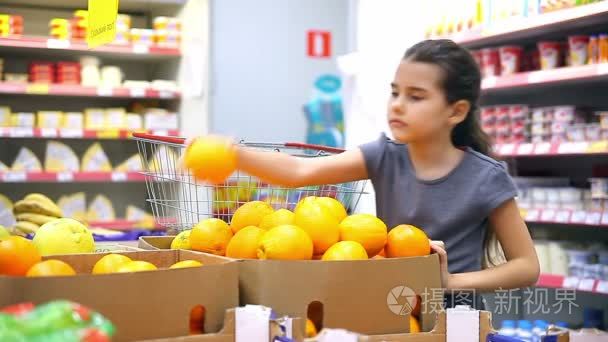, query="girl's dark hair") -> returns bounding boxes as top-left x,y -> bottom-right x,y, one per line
403,39 -> 492,156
